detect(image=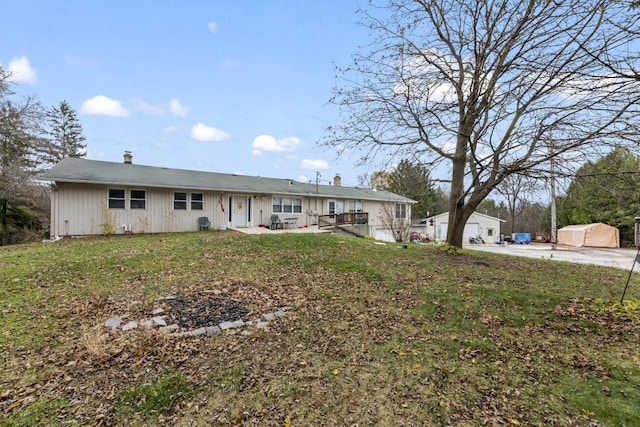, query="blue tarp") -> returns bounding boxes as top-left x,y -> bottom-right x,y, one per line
514,233 -> 531,244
